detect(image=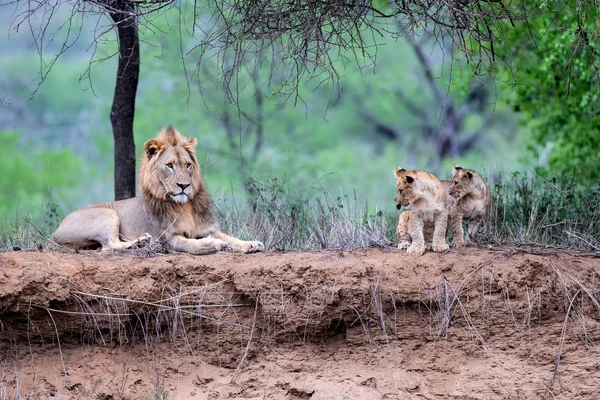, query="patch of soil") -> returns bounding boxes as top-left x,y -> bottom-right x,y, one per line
1,246 -> 600,399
